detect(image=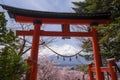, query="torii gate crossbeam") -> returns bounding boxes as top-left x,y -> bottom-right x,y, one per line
18,24 -> 104,80
1,5 -> 113,80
